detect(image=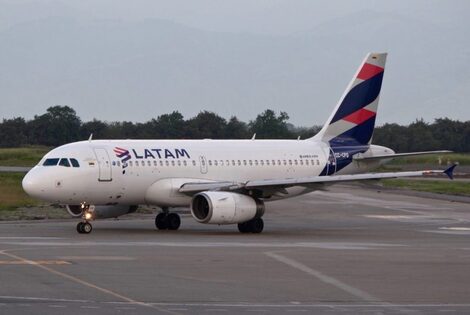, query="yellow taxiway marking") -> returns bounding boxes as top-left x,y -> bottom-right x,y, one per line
0,260 -> 70,265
